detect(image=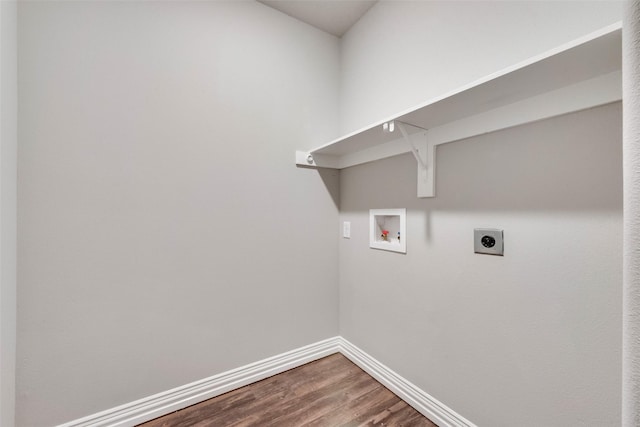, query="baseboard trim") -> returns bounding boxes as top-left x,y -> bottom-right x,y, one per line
58,337 -> 342,427
338,338 -> 477,427
58,336 -> 475,427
